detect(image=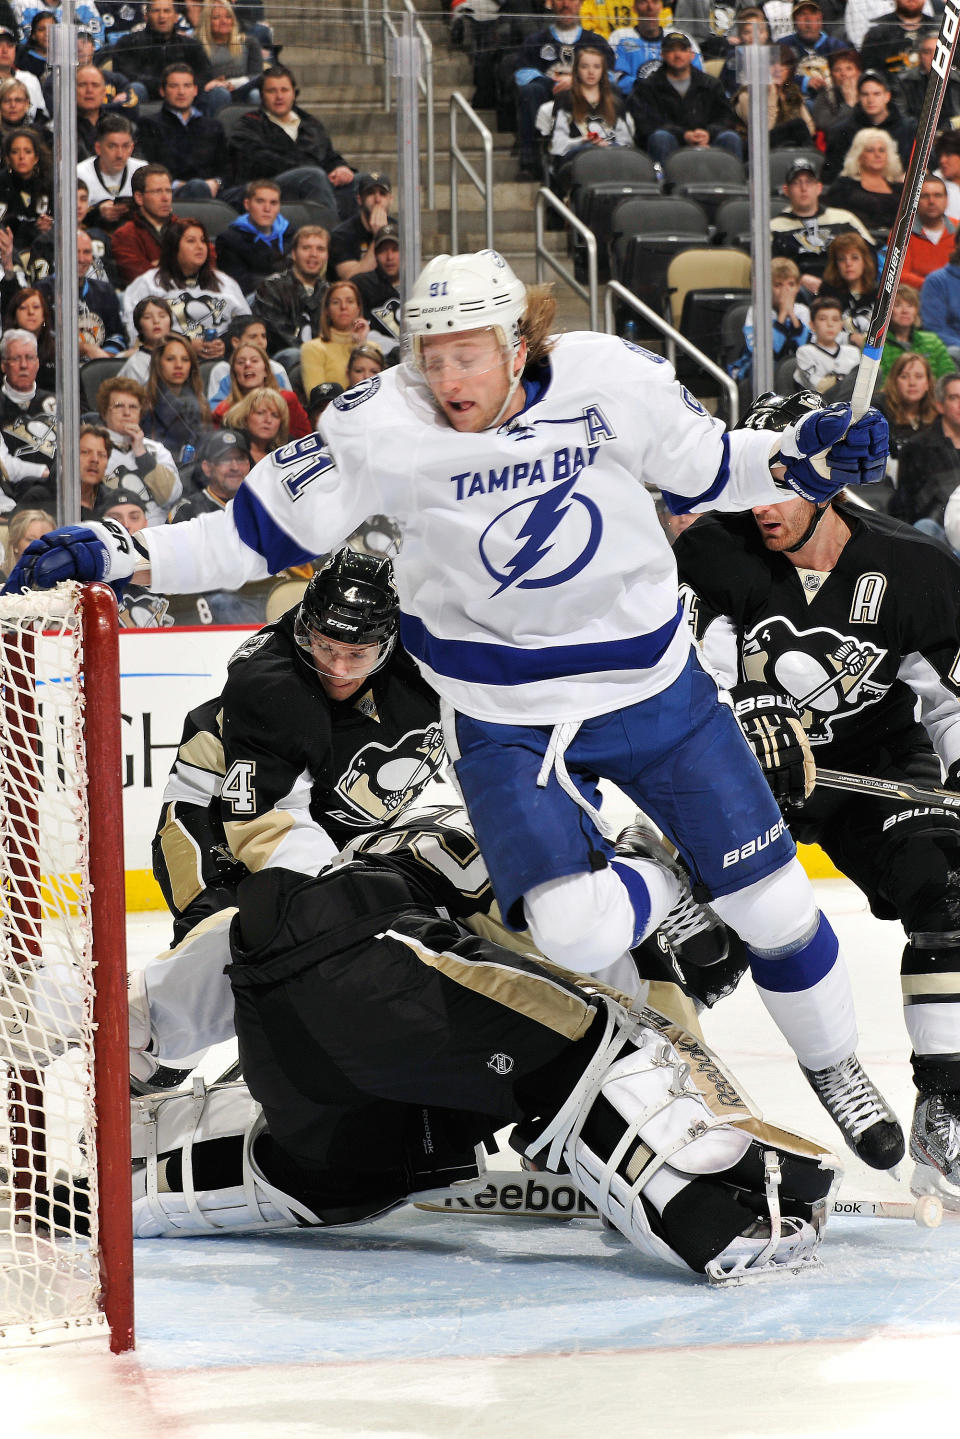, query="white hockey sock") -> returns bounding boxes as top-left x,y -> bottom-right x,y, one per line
749,914 -> 858,1070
